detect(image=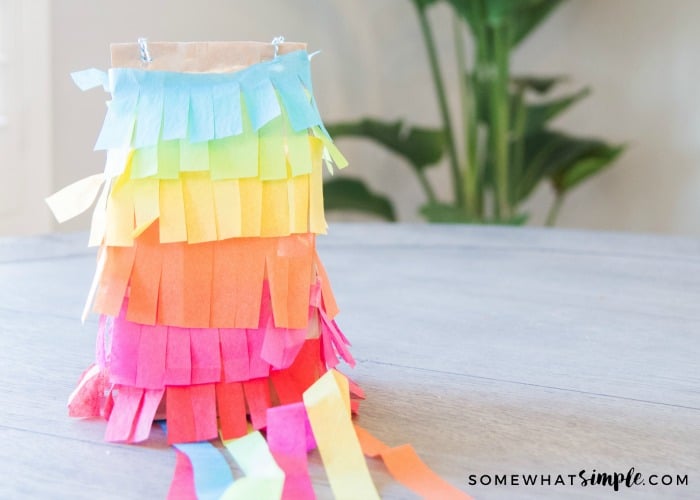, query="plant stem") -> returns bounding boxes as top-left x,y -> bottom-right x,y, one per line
453,15 -> 479,217
416,169 -> 438,204
545,192 -> 564,226
469,0 -> 489,216
511,90 -> 527,204
413,1 -> 463,207
488,23 -> 511,219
